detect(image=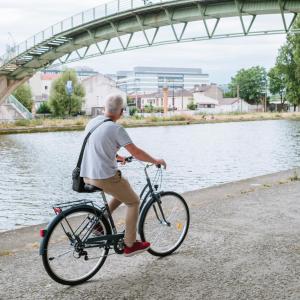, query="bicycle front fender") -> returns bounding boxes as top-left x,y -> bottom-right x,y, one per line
138,191 -> 164,235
